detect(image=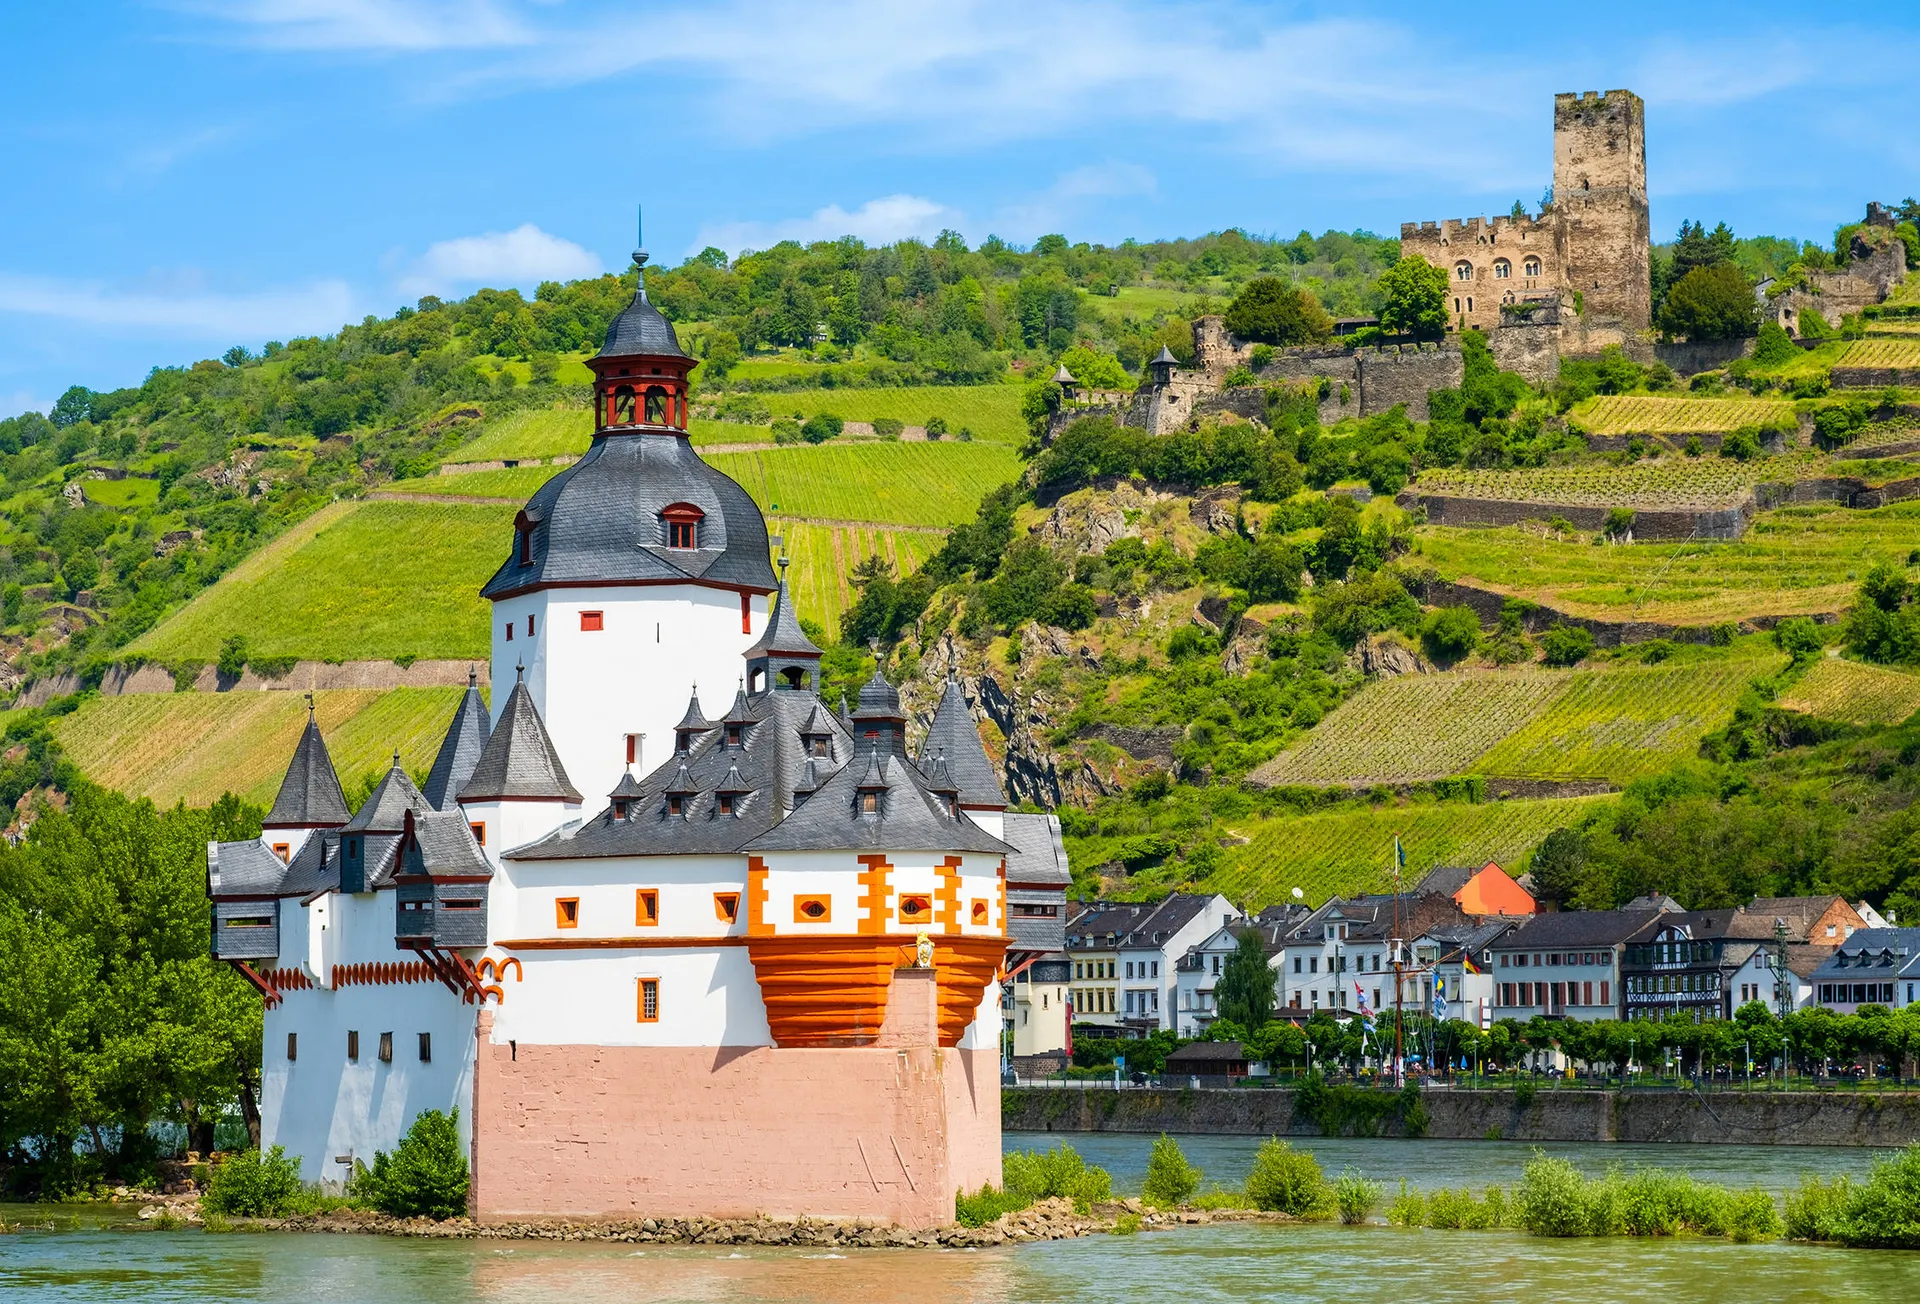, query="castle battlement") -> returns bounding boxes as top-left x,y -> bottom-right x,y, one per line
1403,213 -> 1551,245
1554,89 -> 1640,119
